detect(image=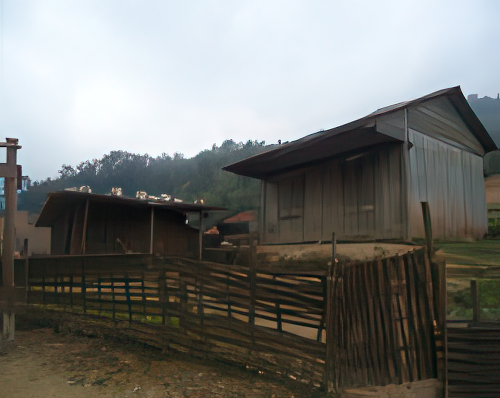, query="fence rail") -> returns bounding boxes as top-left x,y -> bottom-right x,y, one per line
25,246 -> 439,394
